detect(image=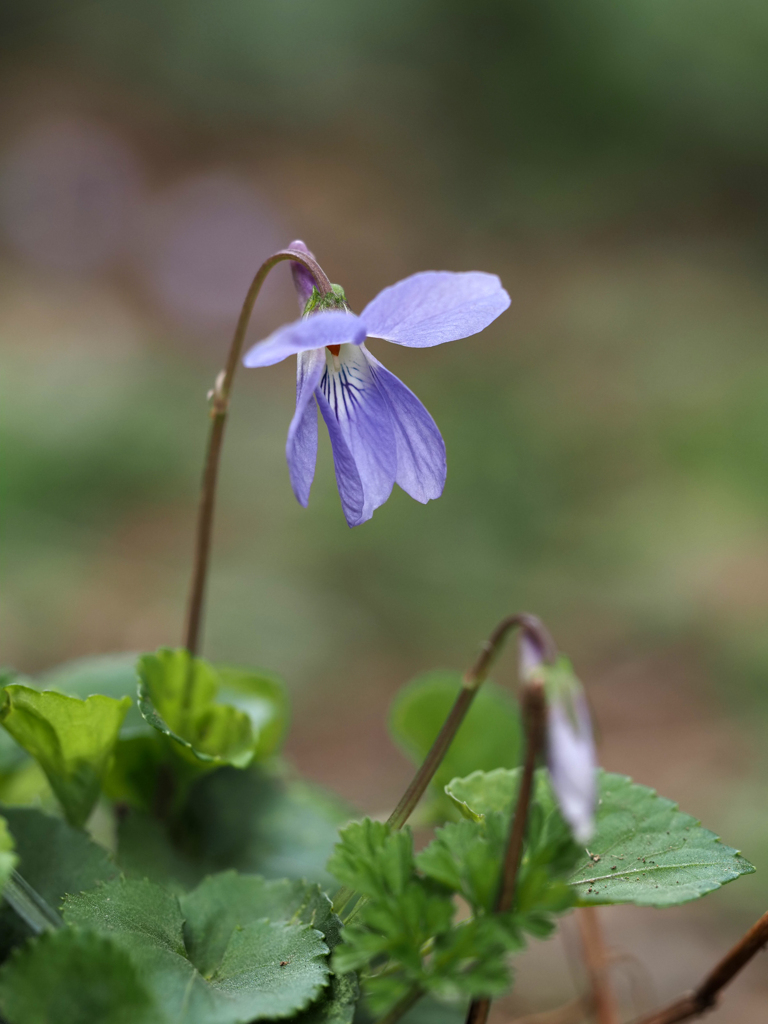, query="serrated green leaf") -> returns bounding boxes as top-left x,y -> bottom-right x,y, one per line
0,805 -> 117,957
137,649 -> 256,769
178,872 -> 357,1024
327,819 -> 415,900
569,771 -> 755,907
446,768 -> 755,908
416,816 -> 507,914
389,672 -> 522,817
64,876 -> 331,1023
0,817 -> 18,896
179,872 -> 338,976
0,928 -> 162,1024
0,686 -> 130,826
